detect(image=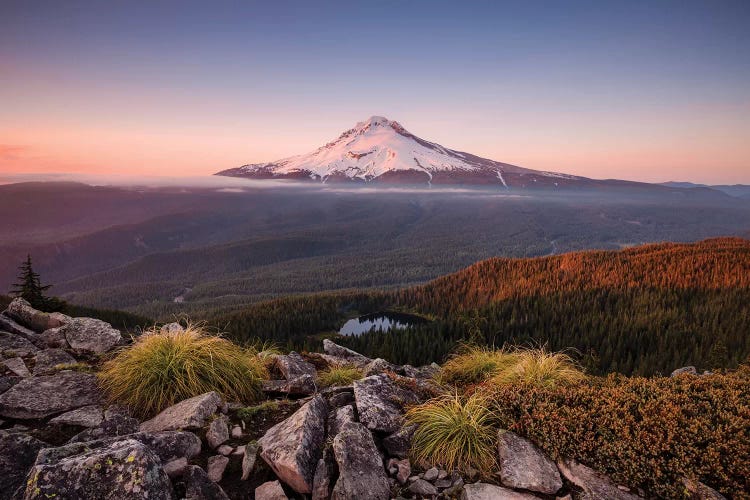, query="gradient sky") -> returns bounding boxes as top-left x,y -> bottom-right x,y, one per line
1,0 -> 749,184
